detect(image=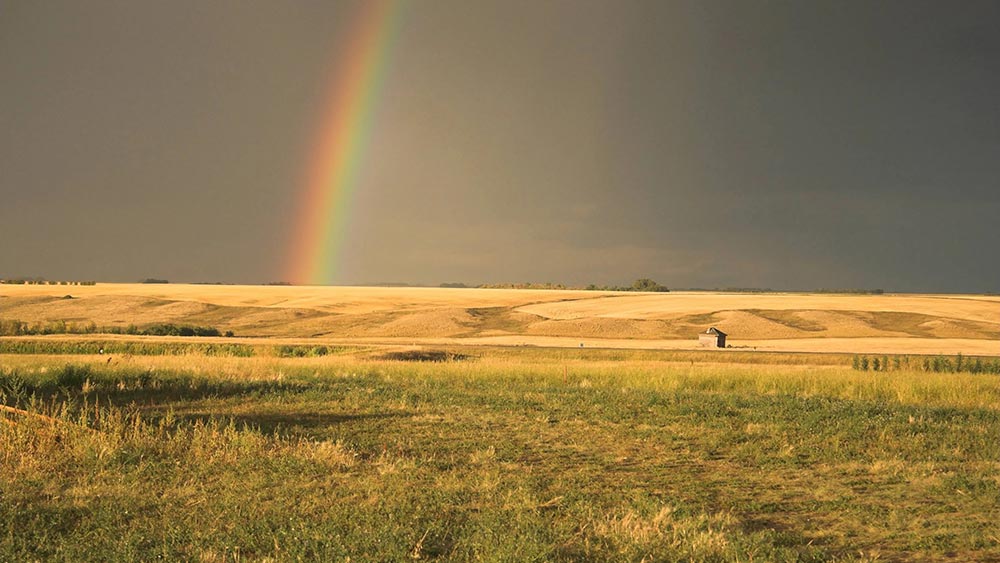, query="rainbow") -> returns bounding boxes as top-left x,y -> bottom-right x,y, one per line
287,0 -> 403,285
